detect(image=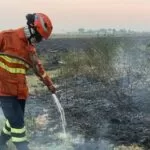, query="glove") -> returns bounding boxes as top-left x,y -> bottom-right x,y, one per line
43,74 -> 56,93
48,84 -> 56,93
